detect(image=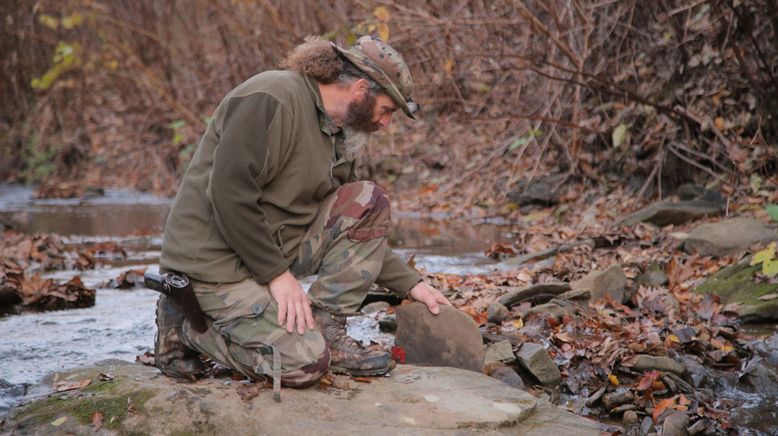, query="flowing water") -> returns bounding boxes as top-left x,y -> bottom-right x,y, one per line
0,184 -> 513,416
0,184 -> 776,434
